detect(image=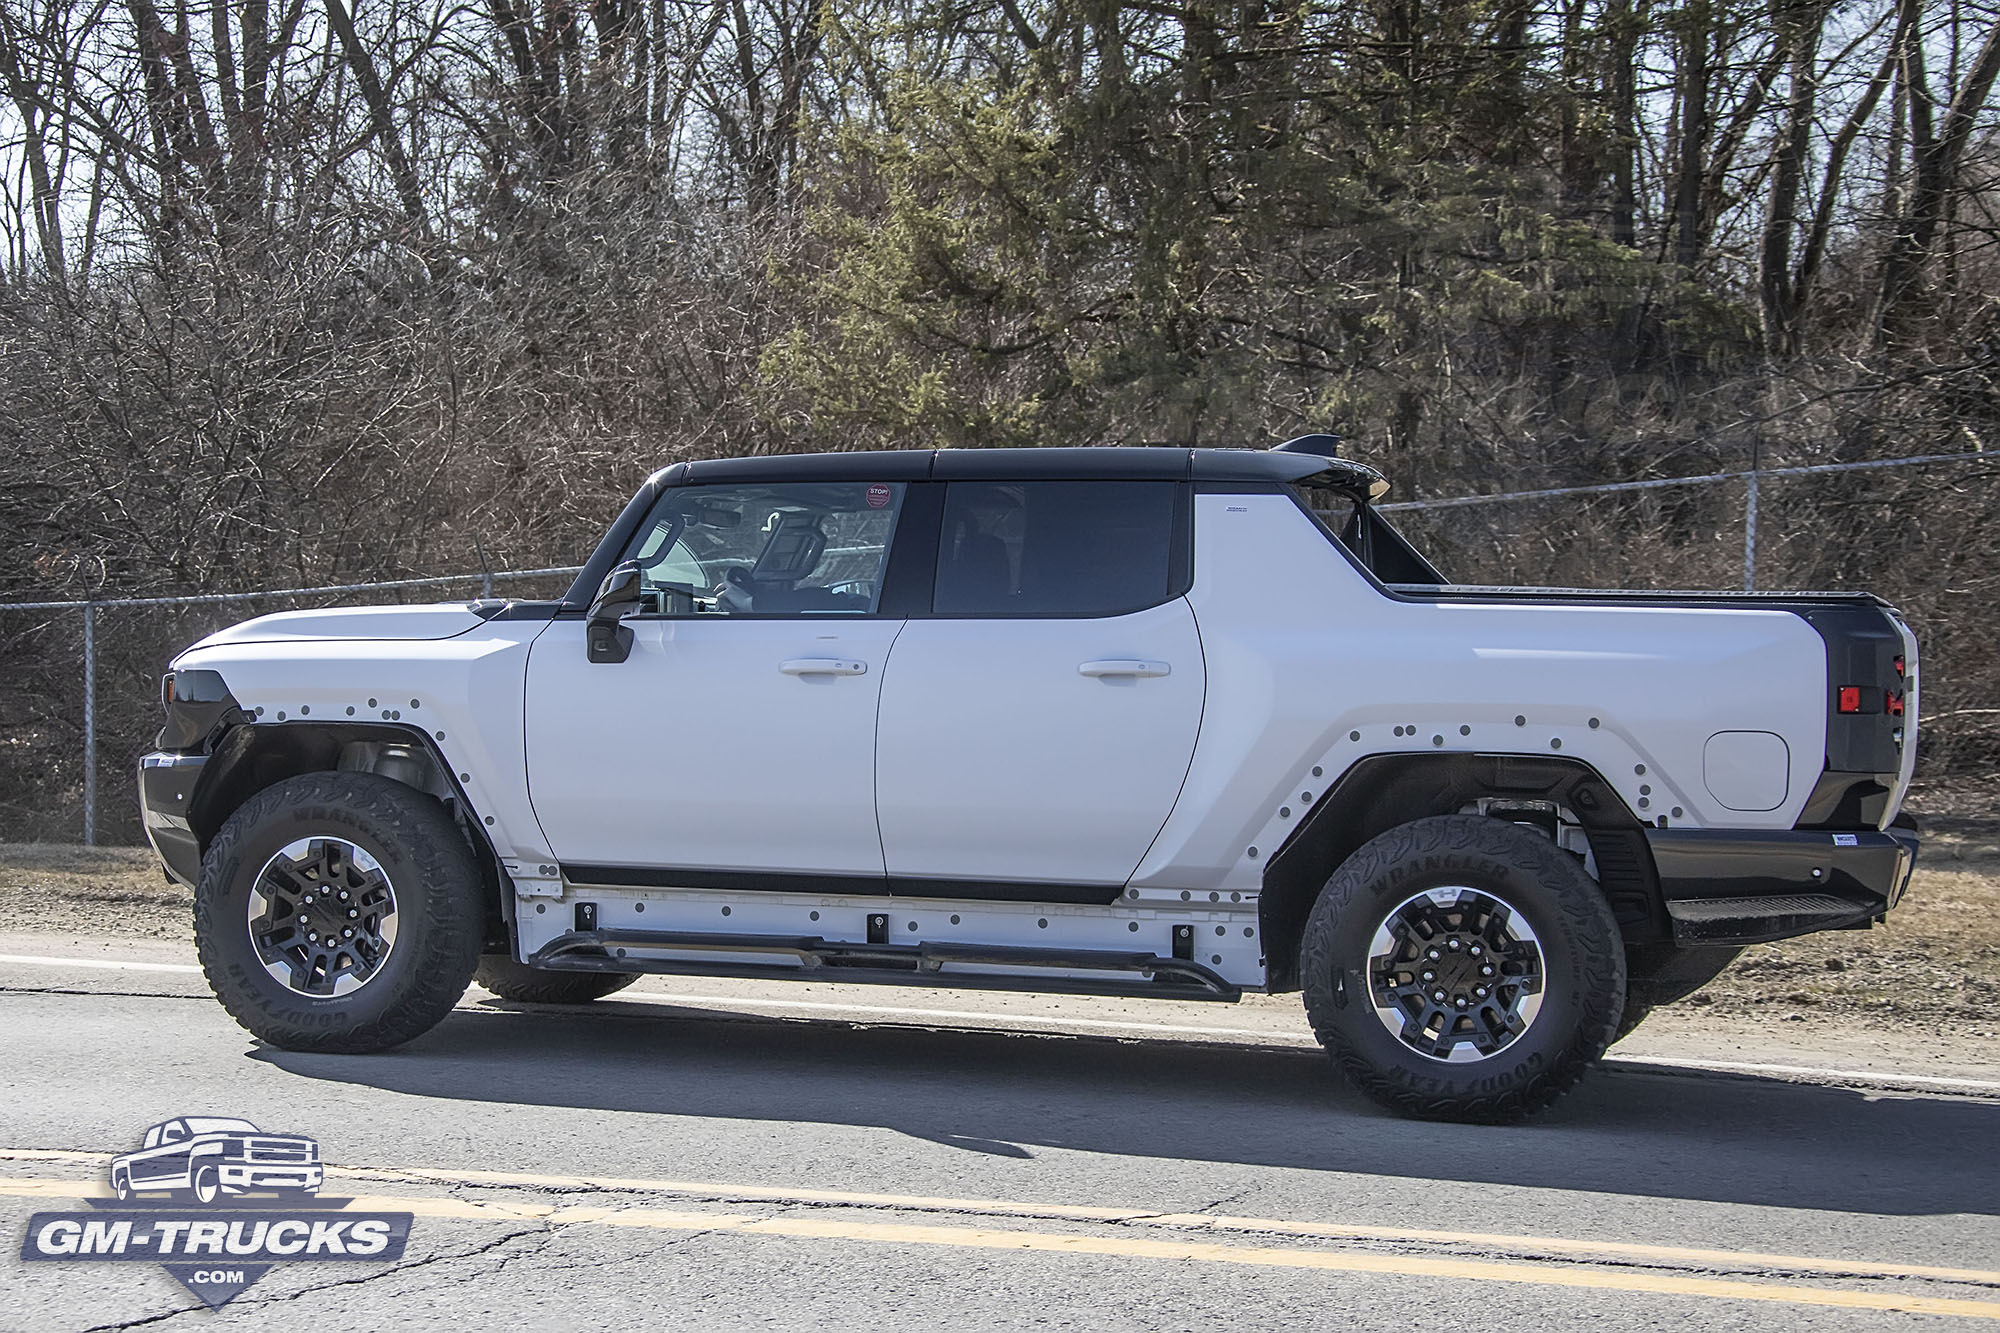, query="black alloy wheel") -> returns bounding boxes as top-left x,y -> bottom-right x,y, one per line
1366,886 -> 1547,1062
247,836 -> 400,997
